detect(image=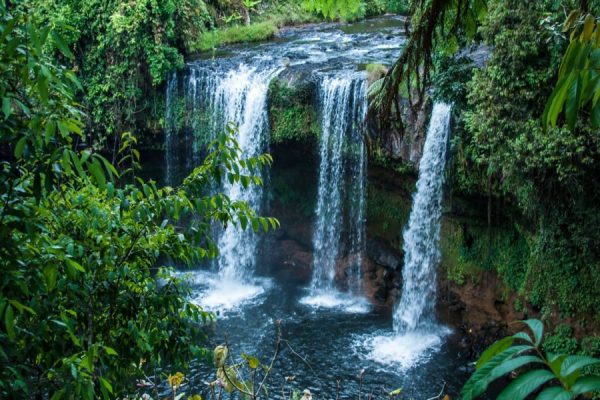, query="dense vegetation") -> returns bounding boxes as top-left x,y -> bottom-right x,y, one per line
435,1 -> 600,326
1,0 -> 600,398
0,2 -> 277,398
